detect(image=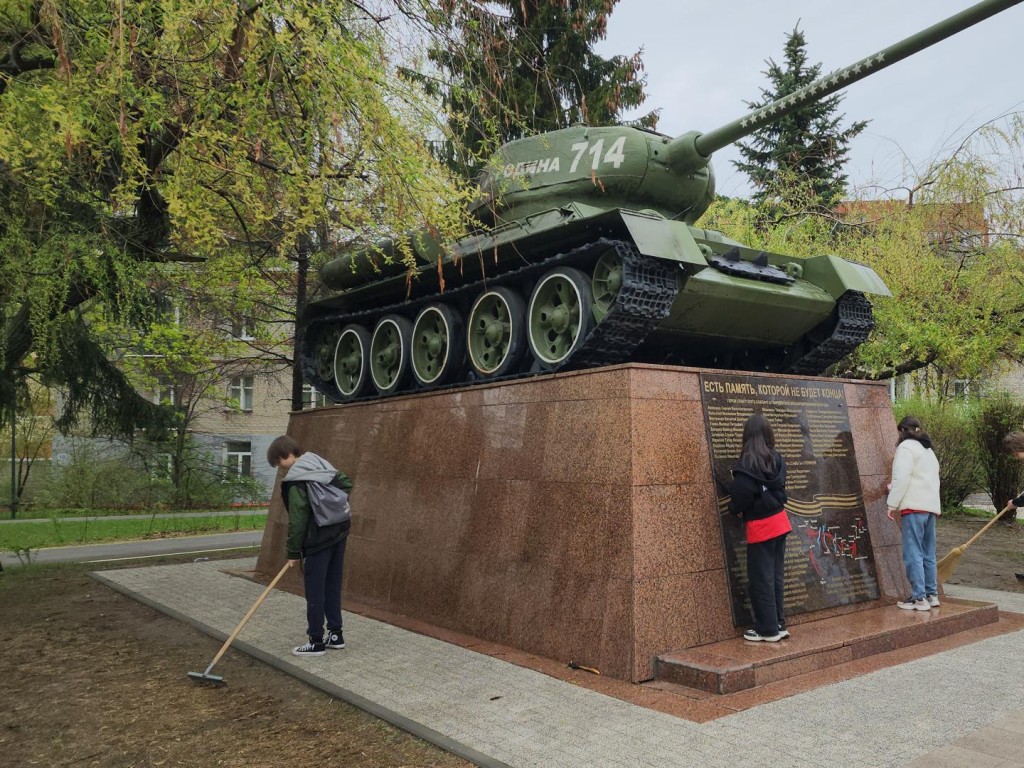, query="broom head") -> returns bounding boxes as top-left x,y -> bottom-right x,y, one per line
936,545 -> 965,584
